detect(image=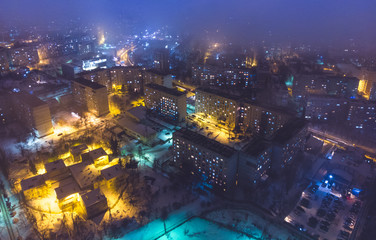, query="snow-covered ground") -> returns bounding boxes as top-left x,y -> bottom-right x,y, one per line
157,217 -> 252,240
